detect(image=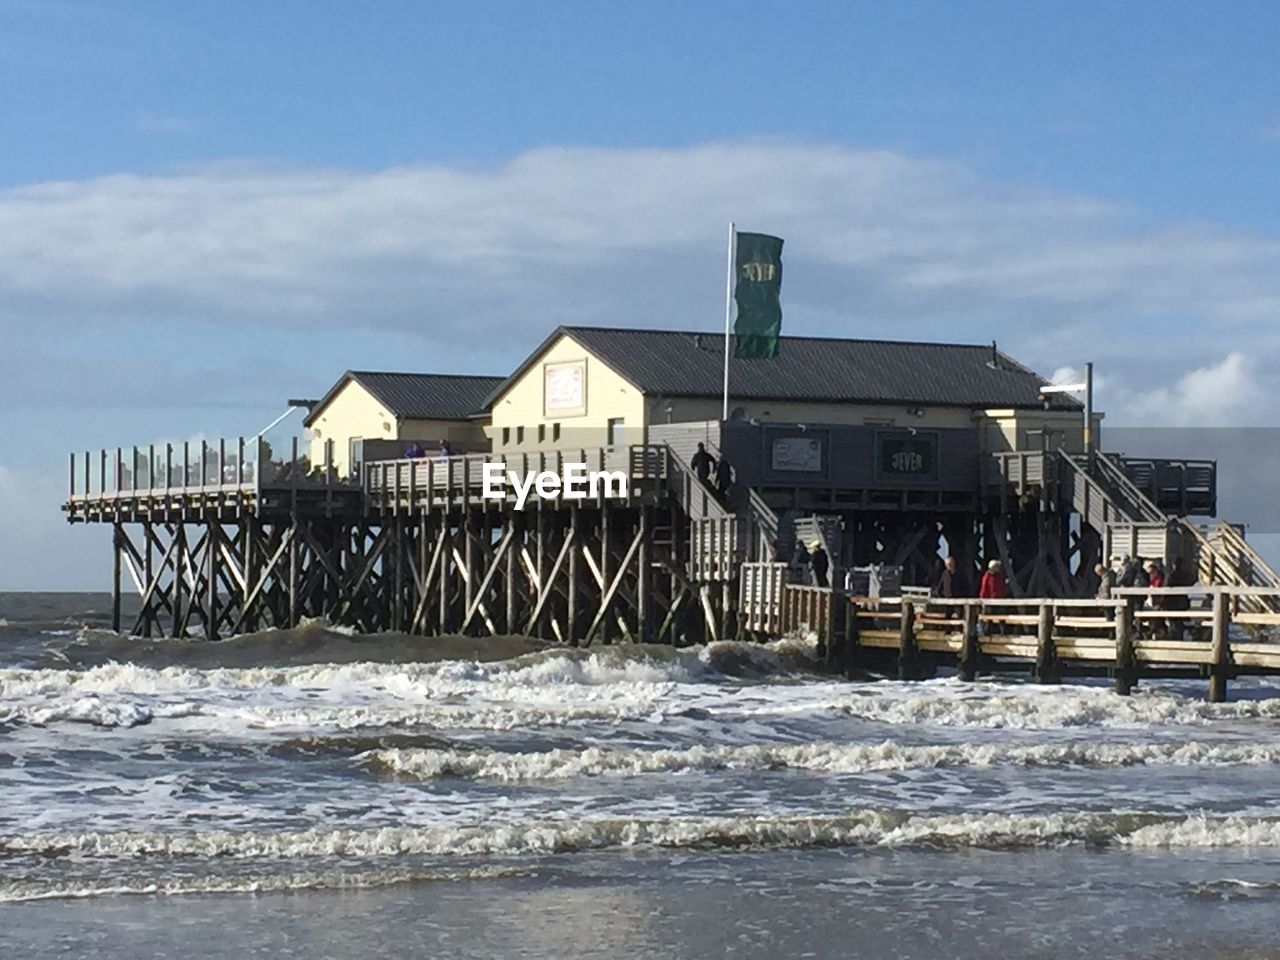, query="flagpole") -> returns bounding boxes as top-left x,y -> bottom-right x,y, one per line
722,221 -> 735,421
